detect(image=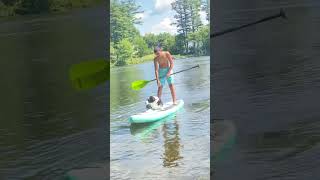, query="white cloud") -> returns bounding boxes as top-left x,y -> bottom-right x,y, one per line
154,0 -> 175,14
199,10 -> 209,25
151,17 -> 177,35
